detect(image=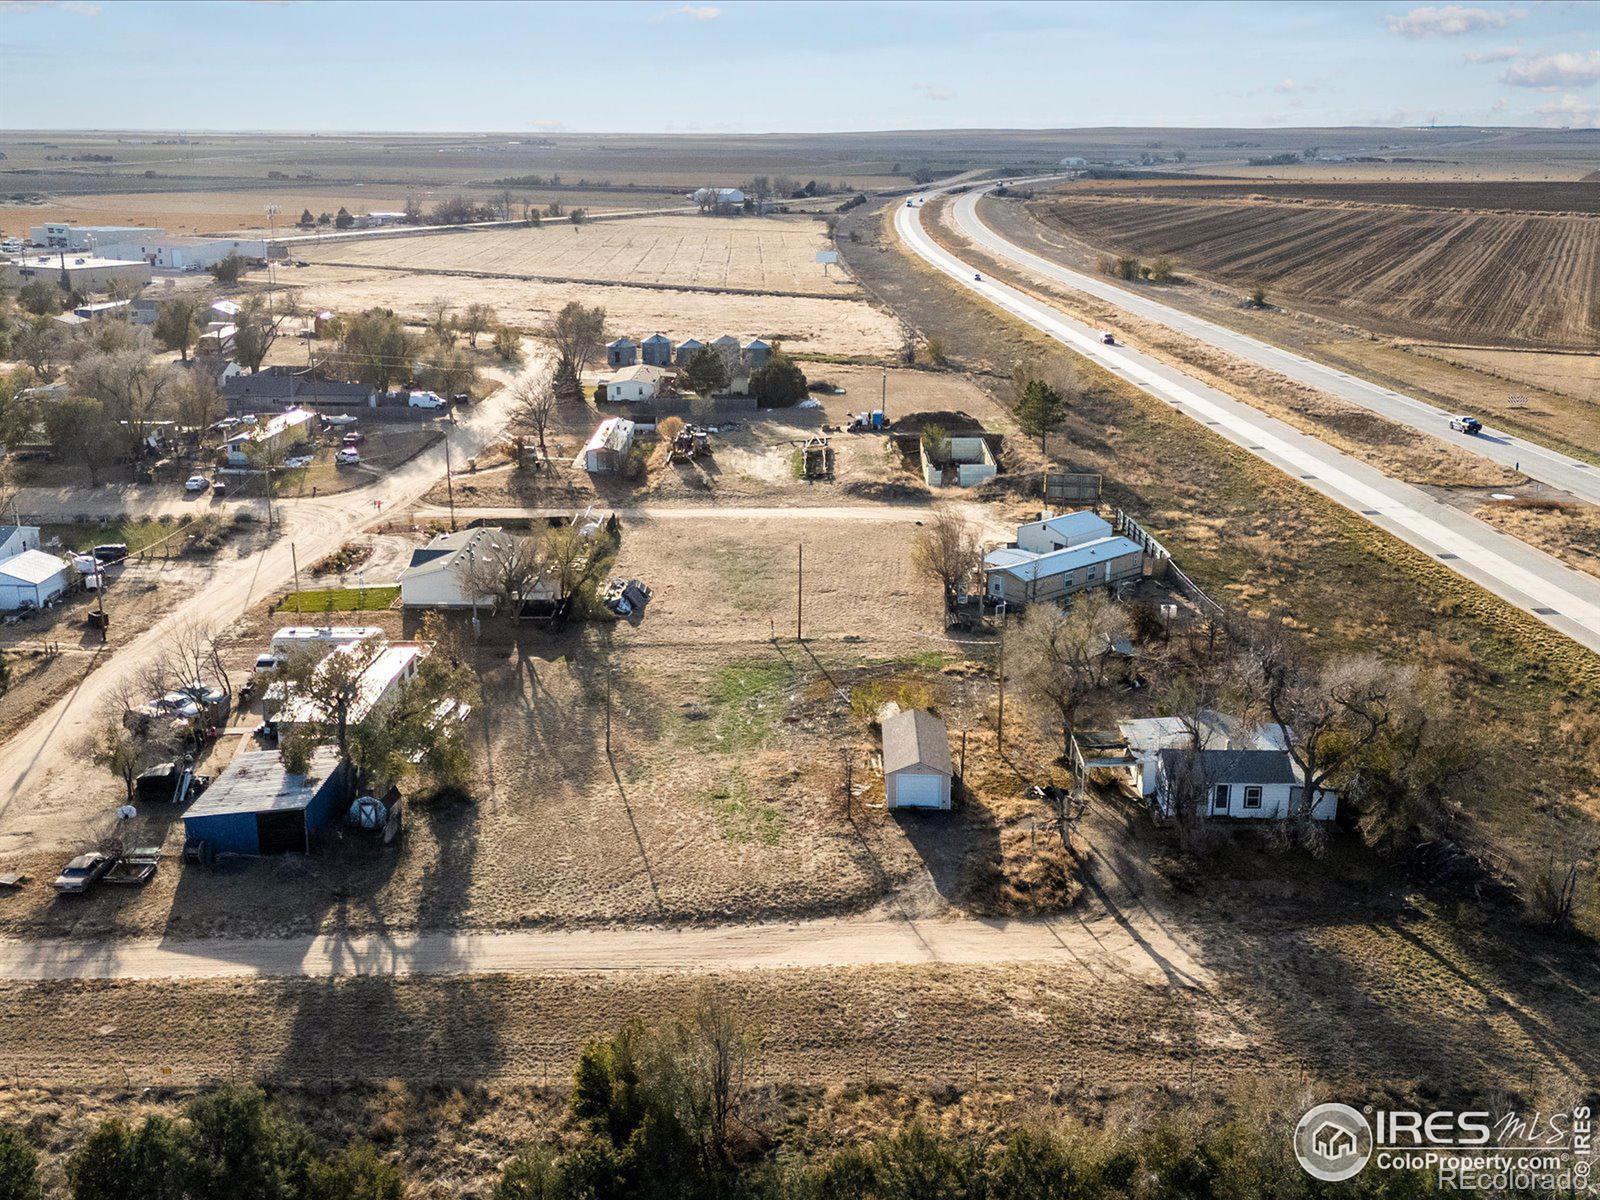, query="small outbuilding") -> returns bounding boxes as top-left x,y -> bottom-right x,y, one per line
640,333 -> 674,366
182,747 -> 351,856
881,708 -> 954,810
1016,511 -> 1112,555
675,338 -> 706,366
605,337 -> 637,368
582,417 -> 636,473
0,549 -> 73,612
